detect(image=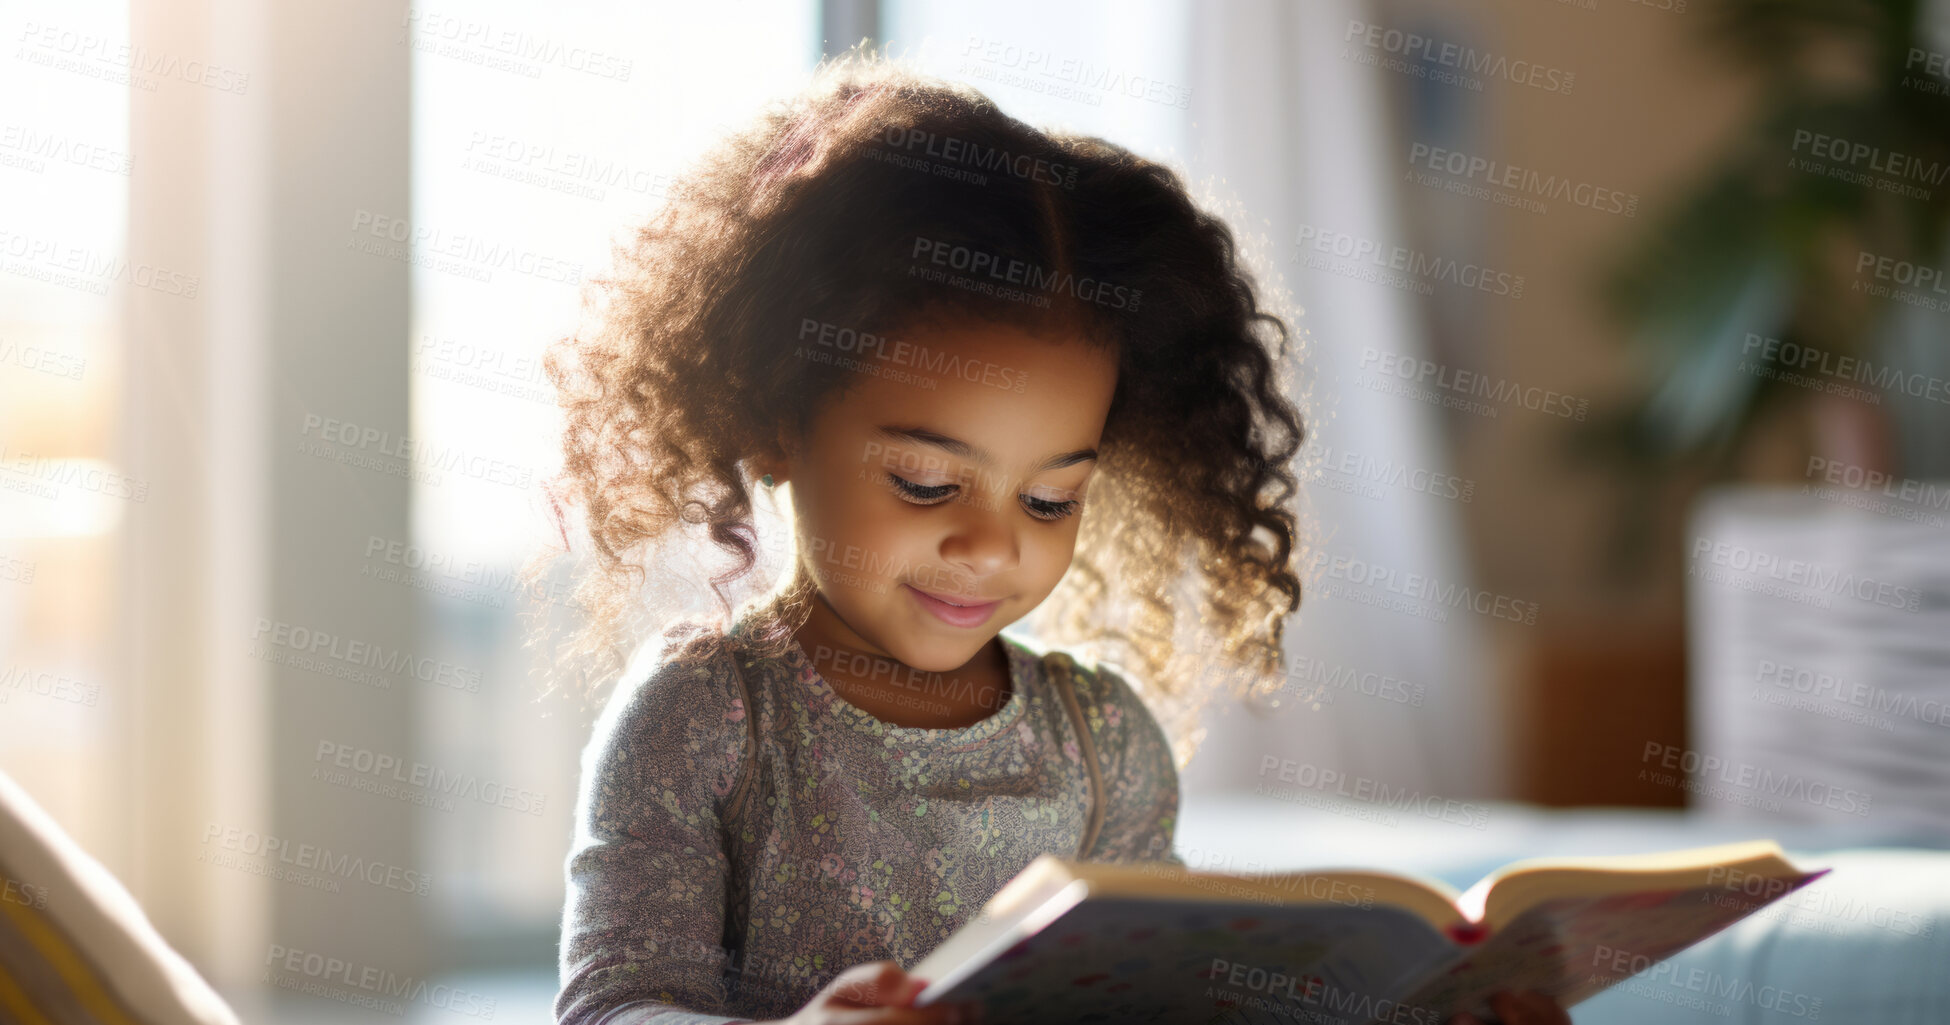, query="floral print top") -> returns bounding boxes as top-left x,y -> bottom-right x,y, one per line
553,615 -> 1185,1025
